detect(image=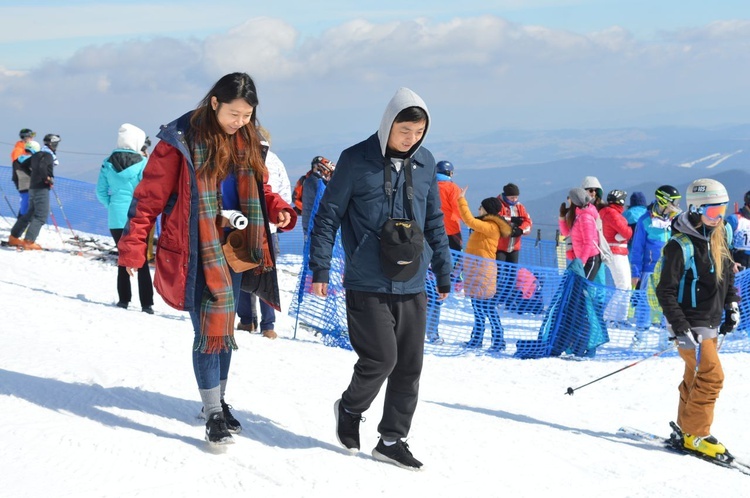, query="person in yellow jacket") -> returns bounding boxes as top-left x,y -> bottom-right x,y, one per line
457,187 -> 511,352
